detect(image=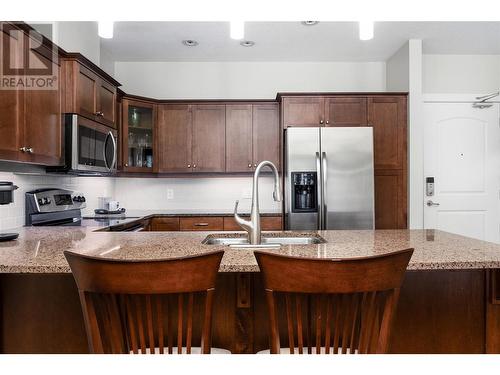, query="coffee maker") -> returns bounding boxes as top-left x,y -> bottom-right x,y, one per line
0,181 -> 19,242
